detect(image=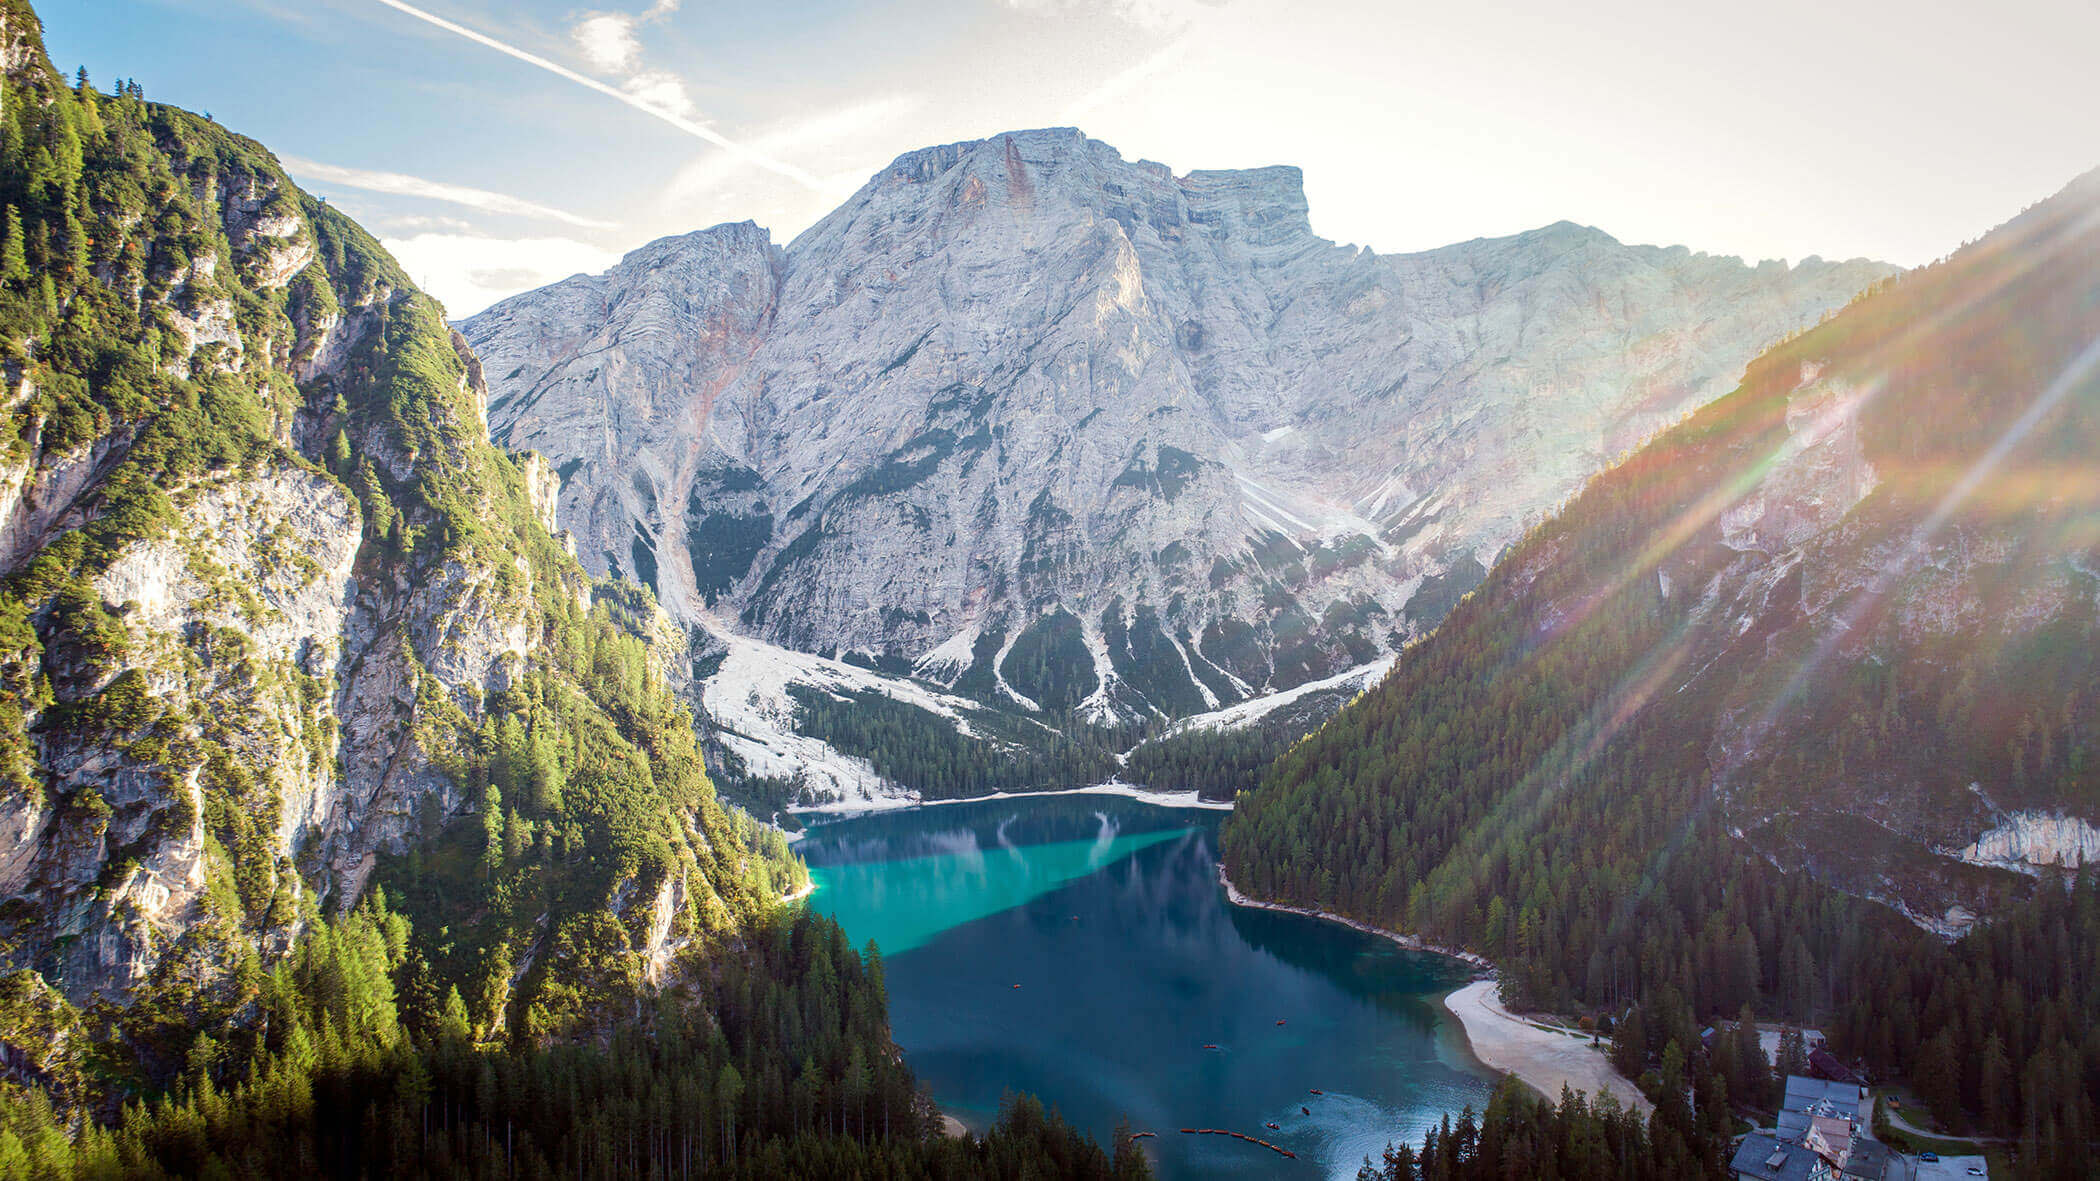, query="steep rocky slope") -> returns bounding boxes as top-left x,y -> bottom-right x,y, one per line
1224,163 -> 2100,962
0,0 -> 799,1068
464,129 -> 1893,745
